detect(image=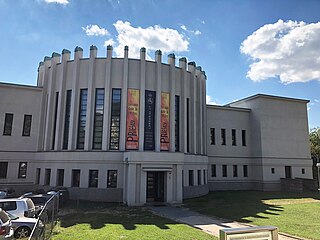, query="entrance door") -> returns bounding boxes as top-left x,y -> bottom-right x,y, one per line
285,166 -> 292,179
146,171 -> 164,202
